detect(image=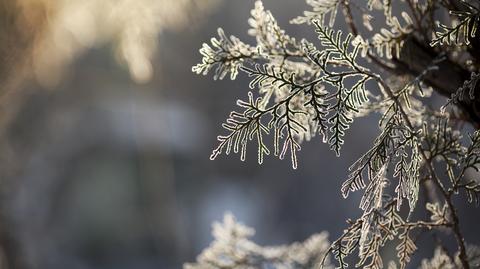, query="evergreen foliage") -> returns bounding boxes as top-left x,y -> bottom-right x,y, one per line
431,0 -> 480,46
190,0 -> 480,268
184,213 -> 333,269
